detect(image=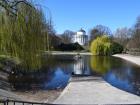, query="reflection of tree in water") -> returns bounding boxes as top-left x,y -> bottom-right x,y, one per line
132,68 -> 140,96
9,55 -> 75,91
90,56 -> 112,74
105,58 -> 140,90
90,56 -> 127,74
43,55 -> 74,75
108,68 -> 133,81
90,56 -> 140,96
104,66 -> 140,96
9,67 -> 56,91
